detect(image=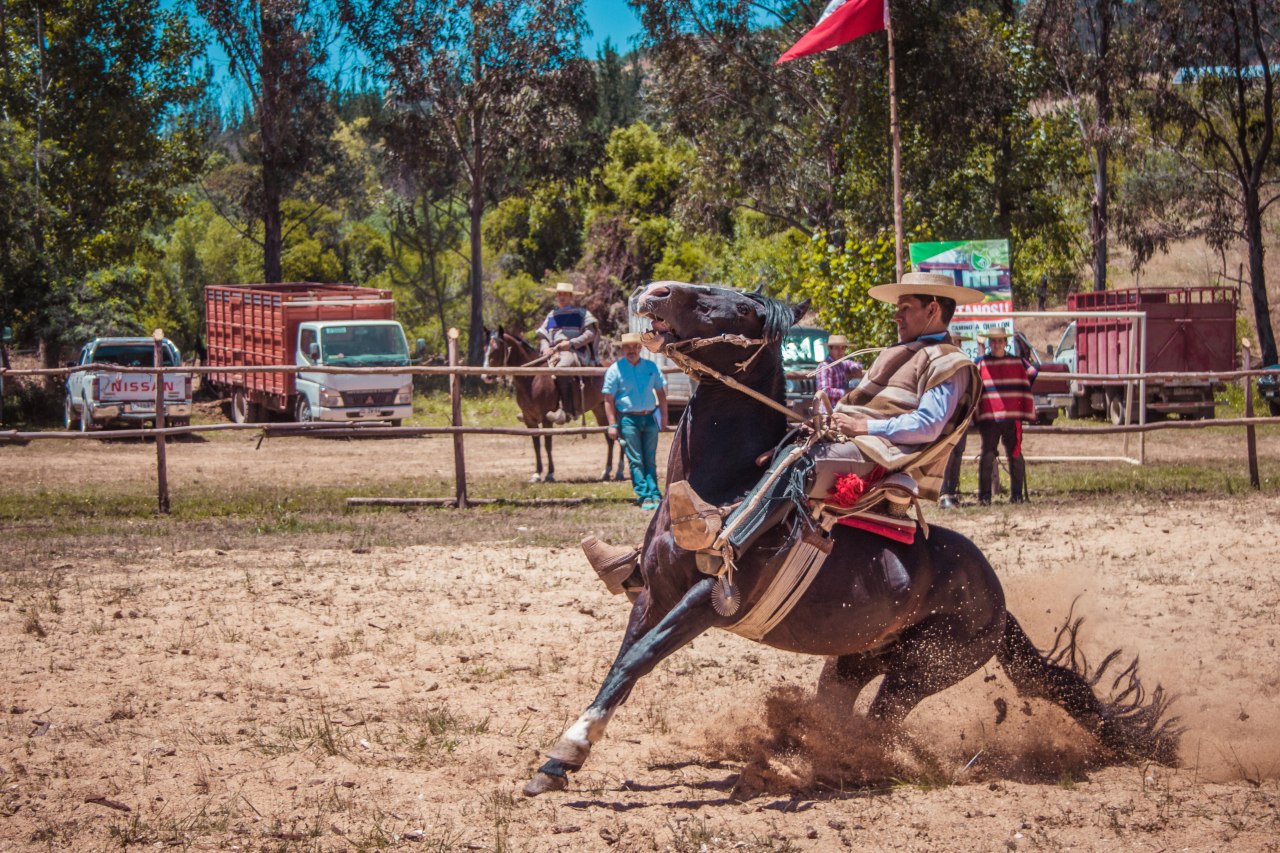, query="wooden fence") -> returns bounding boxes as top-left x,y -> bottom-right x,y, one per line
1,330 -> 1277,511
